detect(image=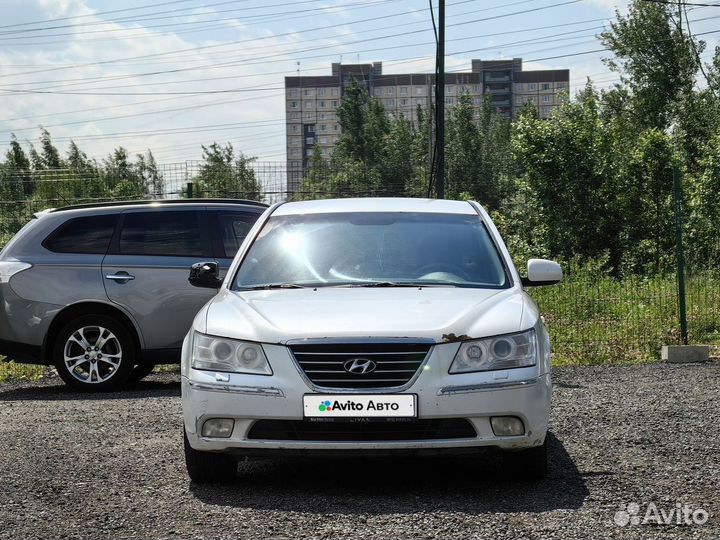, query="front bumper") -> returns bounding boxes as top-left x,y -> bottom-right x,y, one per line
182,342 -> 551,453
